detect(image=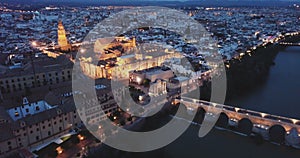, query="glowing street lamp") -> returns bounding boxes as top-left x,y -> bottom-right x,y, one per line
136,76 -> 142,84
80,48 -> 86,53
31,41 -> 37,47
56,147 -> 63,154
78,134 -> 85,141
